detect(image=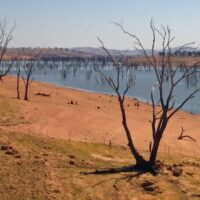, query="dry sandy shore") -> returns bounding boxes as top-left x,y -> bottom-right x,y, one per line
1,76 -> 200,157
